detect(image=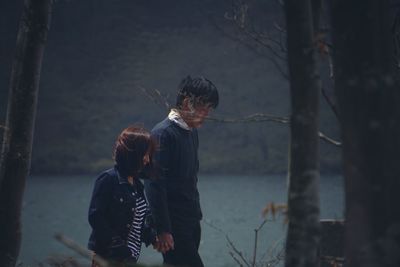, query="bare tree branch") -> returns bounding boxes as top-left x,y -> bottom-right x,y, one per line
198,0 -> 342,146
229,251 -> 245,267
259,236 -> 285,263
226,236 -> 251,267
273,21 -> 286,34
328,50 -> 335,78
138,85 -> 170,111
208,116 -> 341,146
252,219 -> 268,266
203,220 -> 251,267
226,11 -> 286,60
230,19 -> 287,62
319,131 -> 341,146
321,87 -> 339,119
139,86 -> 342,146
206,113 -> 289,124
260,31 -> 287,53
54,234 -> 163,267
196,0 -> 289,79
204,219 -> 284,267
252,230 -> 257,267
